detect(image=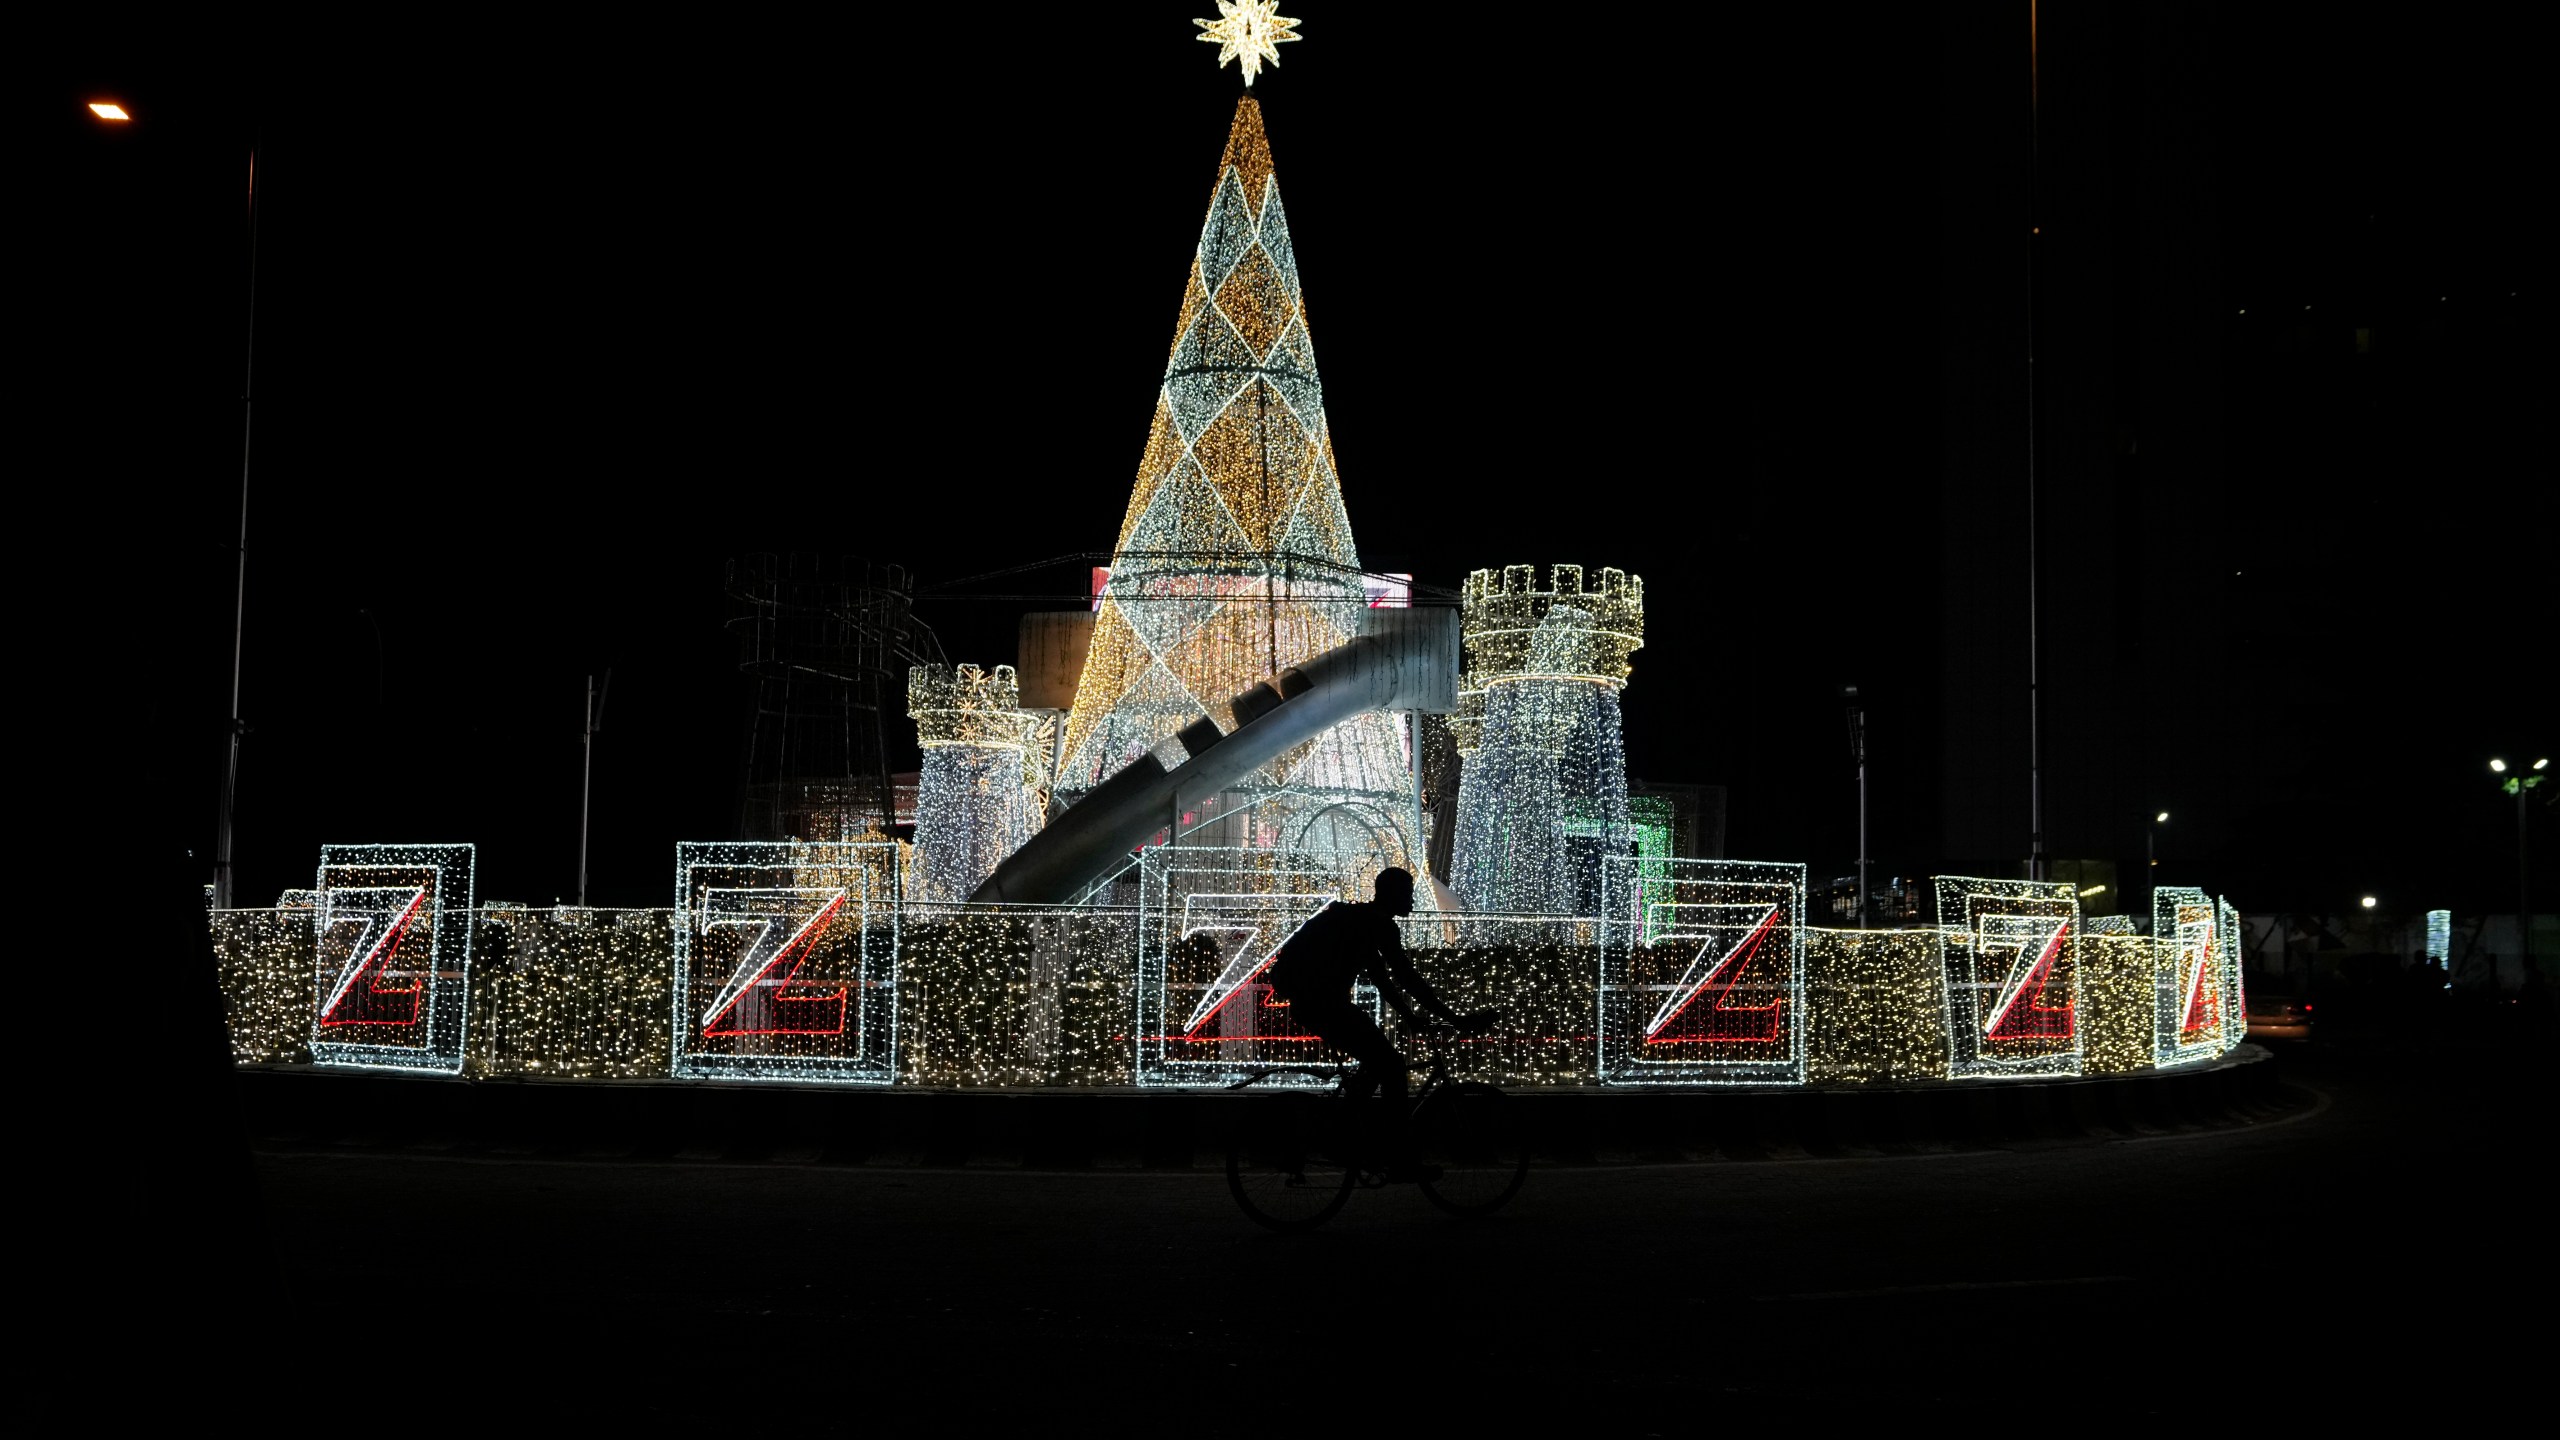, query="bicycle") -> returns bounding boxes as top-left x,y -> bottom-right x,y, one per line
1223,1022 -> 1528,1232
